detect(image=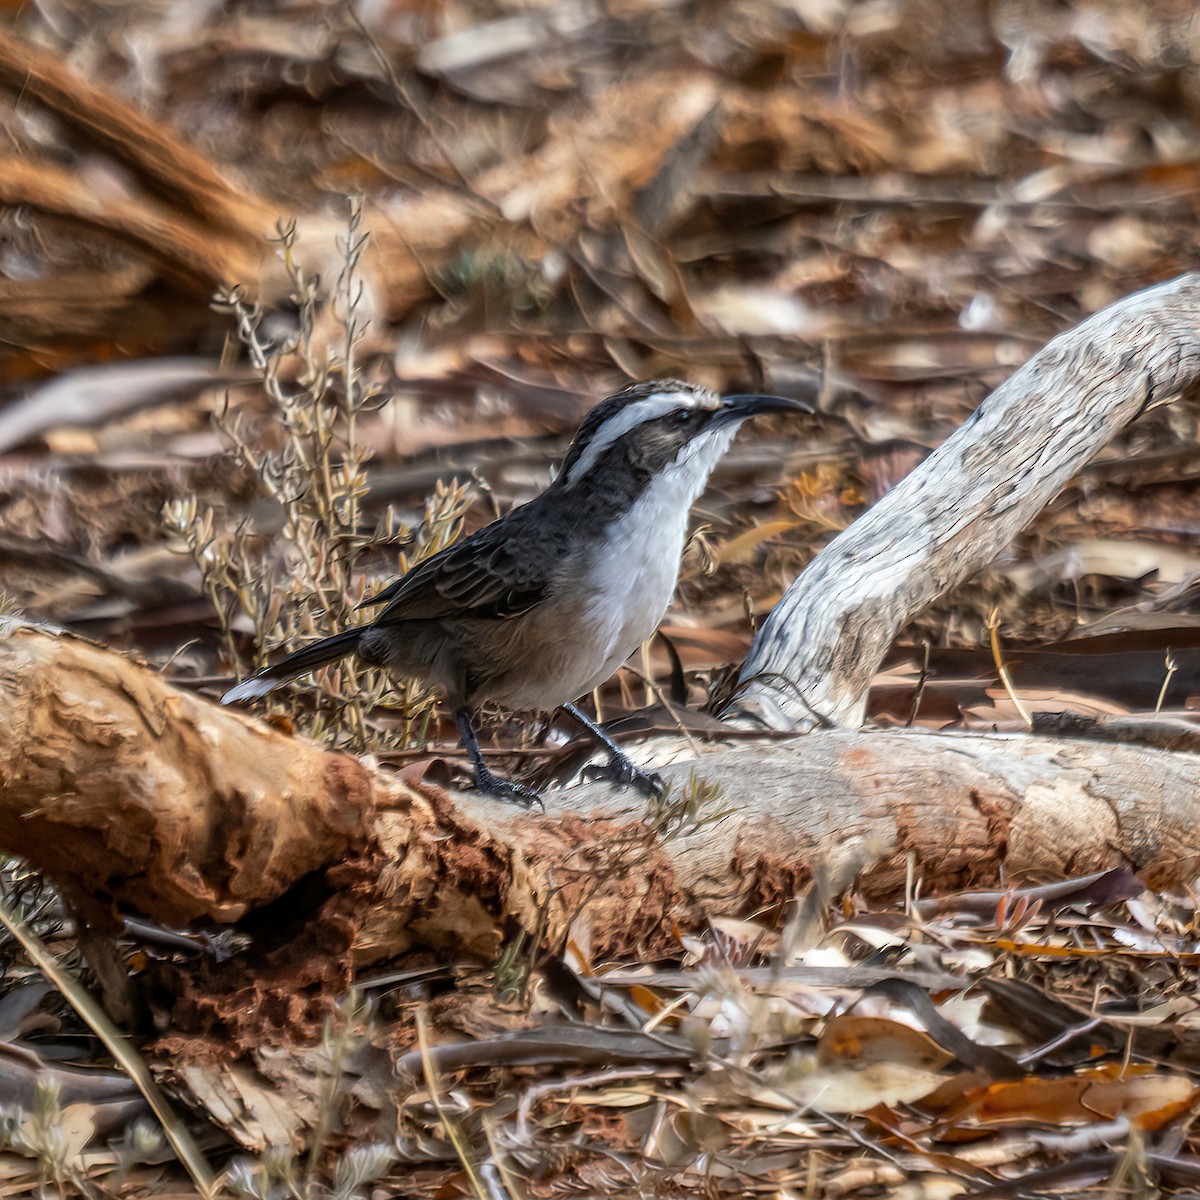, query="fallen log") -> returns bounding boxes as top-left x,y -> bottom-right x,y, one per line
0,620 -> 376,929
4,619 -> 1199,979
